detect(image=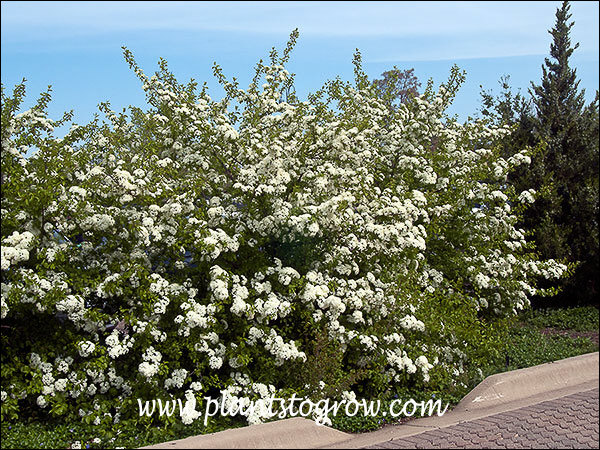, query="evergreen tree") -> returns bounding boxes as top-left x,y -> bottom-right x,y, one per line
528,1 -> 599,306
479,1 -> 598,306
